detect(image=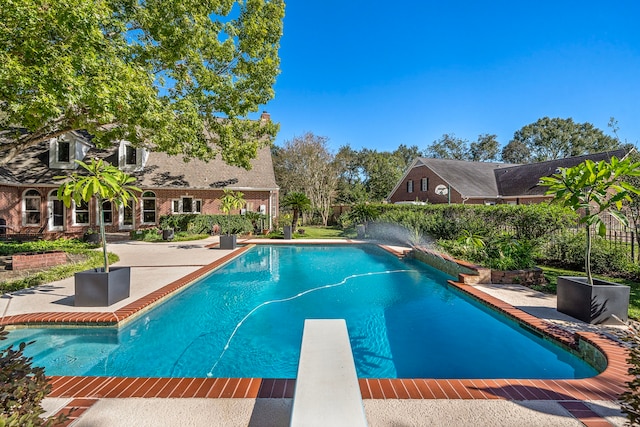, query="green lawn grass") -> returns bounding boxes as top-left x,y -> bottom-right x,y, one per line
0,249 -> 119,293
539,265 -> 640,320
294,225 -> 352,239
